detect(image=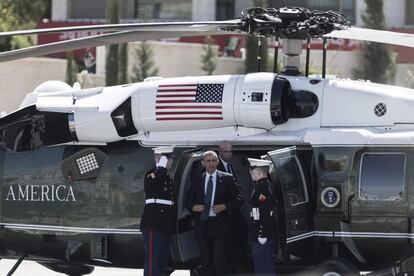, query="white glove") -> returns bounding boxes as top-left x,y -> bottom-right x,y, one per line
157,155 -> 168,168
258,237 -> 267,245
